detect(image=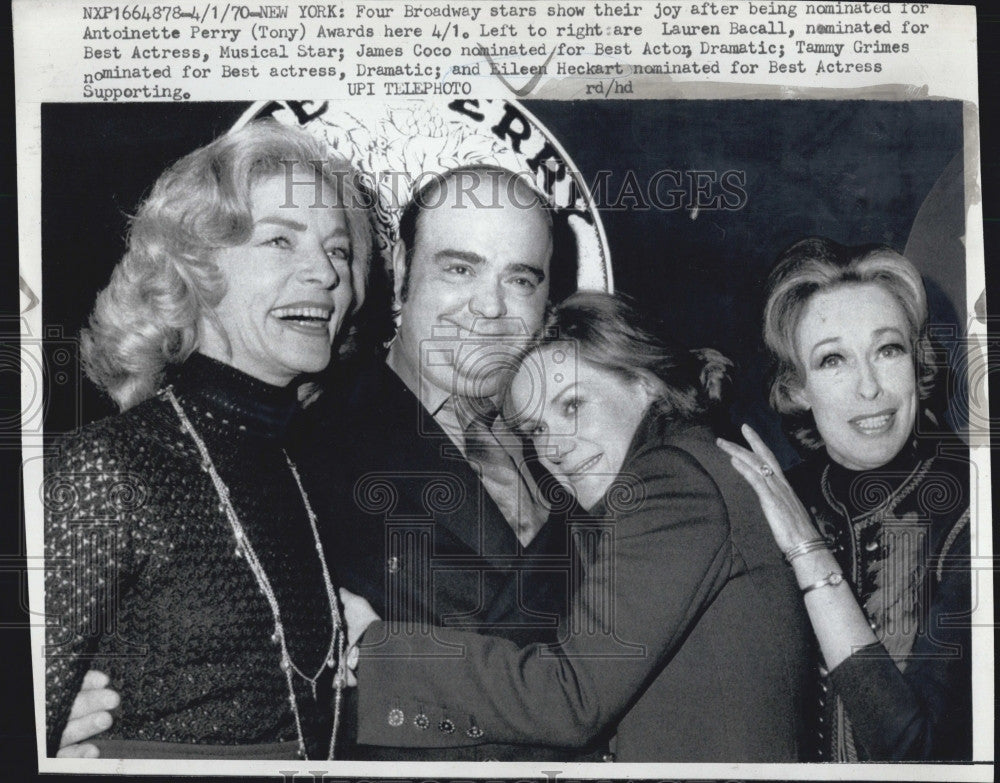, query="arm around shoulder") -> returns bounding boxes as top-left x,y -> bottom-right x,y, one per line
354,442 -> 734,749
